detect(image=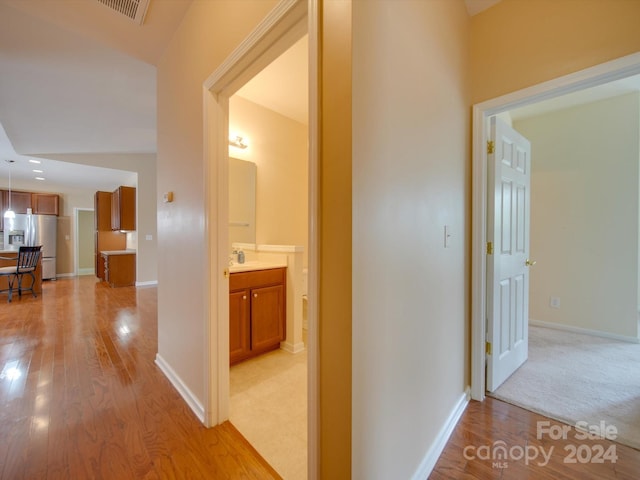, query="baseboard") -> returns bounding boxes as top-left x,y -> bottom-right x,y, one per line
280,341 -> 305,354
154,353 -> 205,423
136,280 -> 158,287
55,272 -> 75,278
411,387 -> 470,480
77,268 -> 95,276
530,319 -> 640,344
